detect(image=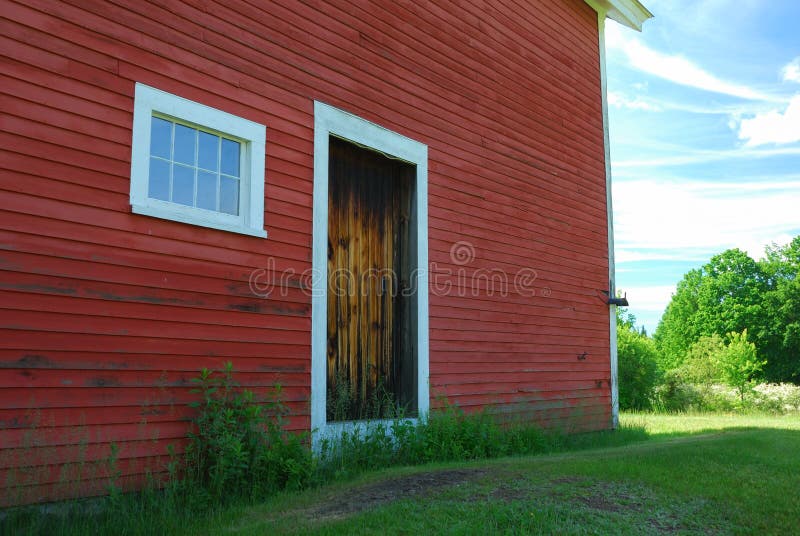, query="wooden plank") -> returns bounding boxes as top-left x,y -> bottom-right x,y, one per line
0,350 -> 309,372
0,270 -> 311,315
0,369 -> 308,391
0,308 -> 305,344
0,330 -> 309,357
0,235 -> 311,297
0,291 -> 310,331
0,386 -> 310,410
0,76 -> 130,130
0,203 -> 310,265
0,114 -> 129,162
